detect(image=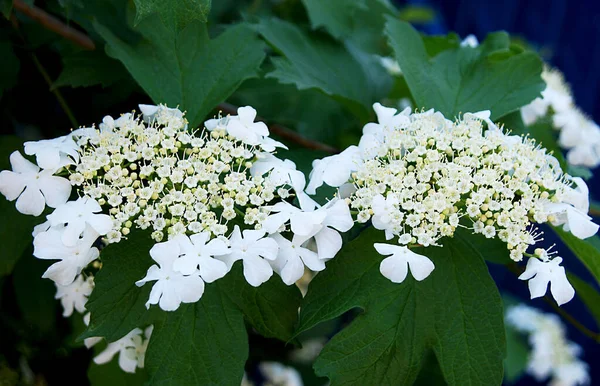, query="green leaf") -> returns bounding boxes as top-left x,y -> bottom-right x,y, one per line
553,227 -> 600,286
399,5 -> 436,24
95,18 -> 265,127
301,0 -> 367,39
145,287 -> 247,386
503,324 -> 528,383
385,19 -> 544,120
82,230 -> 160,342
297,227 -> 506,385
0,38 -> 19,98
568,273 -> 600,329
133,0 -> 211,32
53,51 -> 129,89
0,0 -> 12,19
257,18 -> 392,121
0,136 -> 41,276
